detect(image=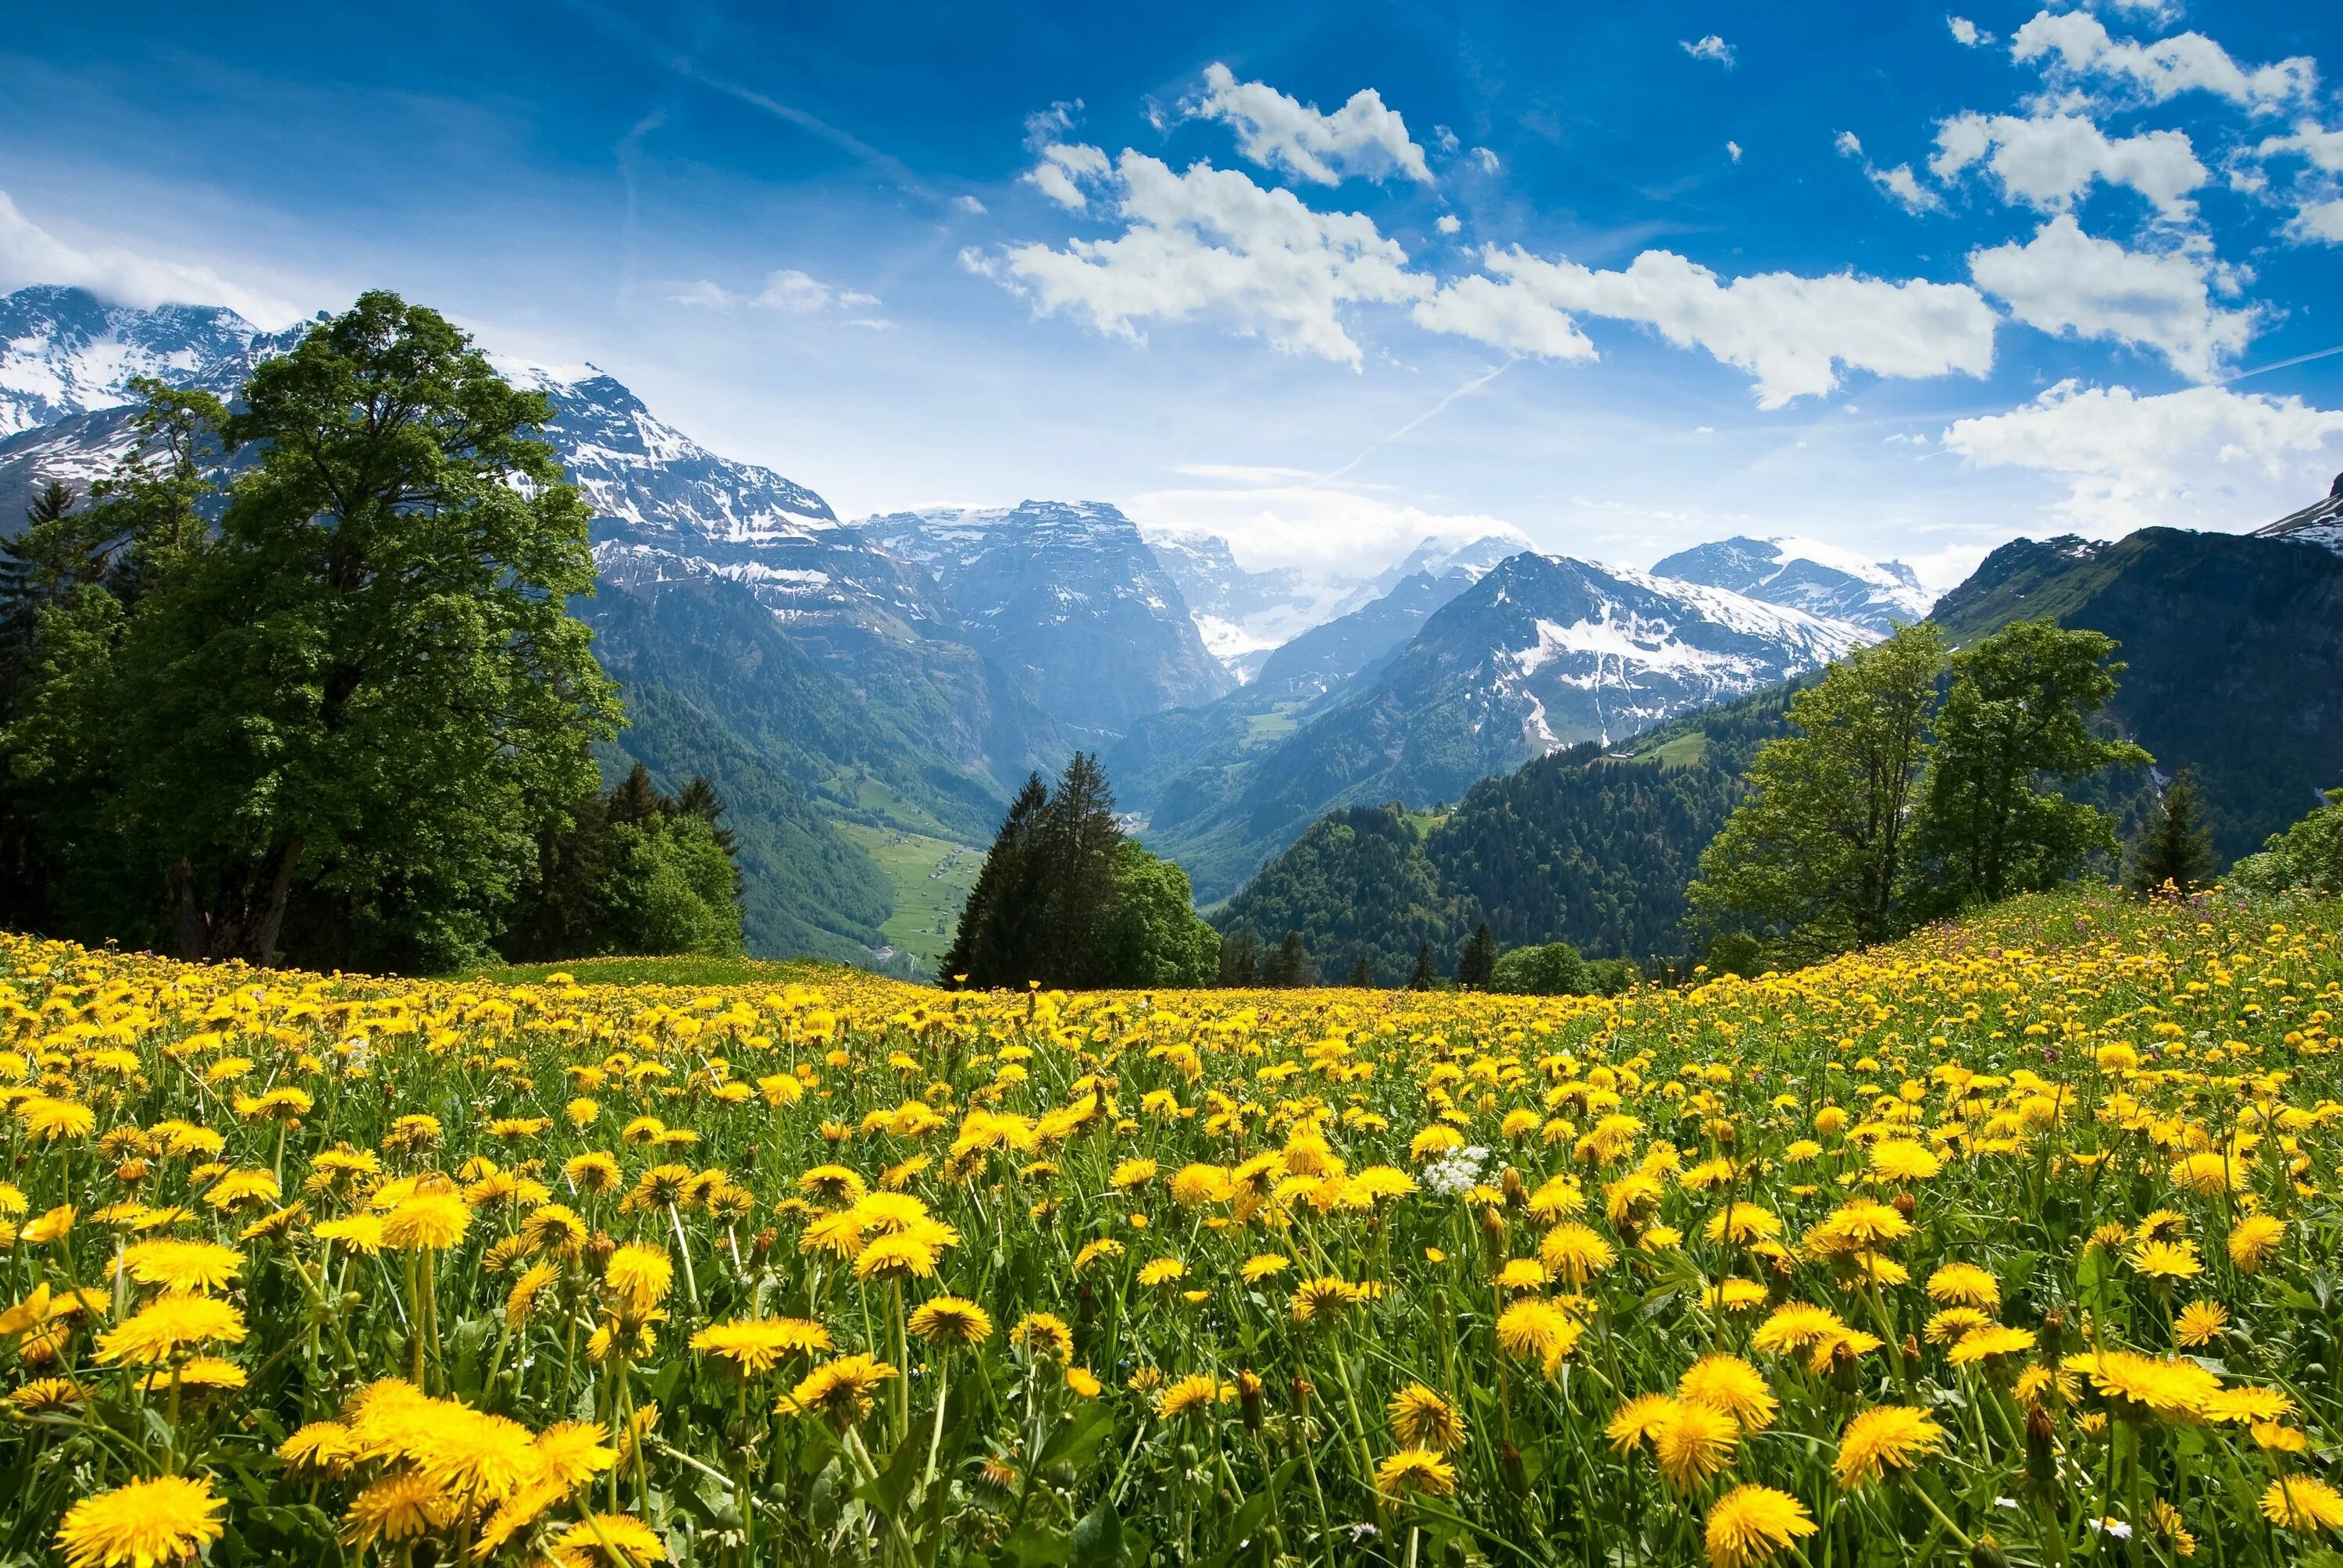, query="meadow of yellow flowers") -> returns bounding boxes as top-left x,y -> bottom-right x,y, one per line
3,886 -> 2341,1567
